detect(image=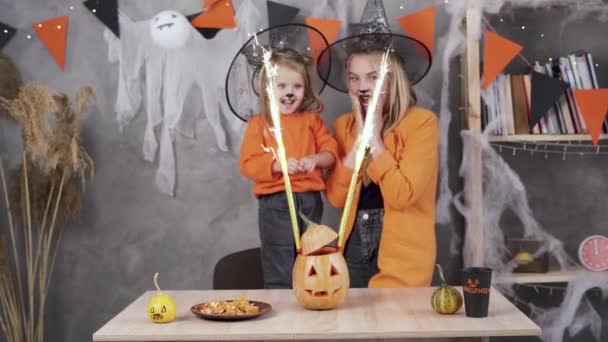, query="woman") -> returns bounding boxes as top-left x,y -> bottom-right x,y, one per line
324,38 -> 439,288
